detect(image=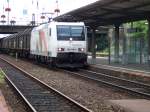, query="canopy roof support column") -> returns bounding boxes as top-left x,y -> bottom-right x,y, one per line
108,32 -> 111,64
114,23 -> 120,63
122,26 -> 127,65
147,19 -> 150,65
91,27 -> 96,64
